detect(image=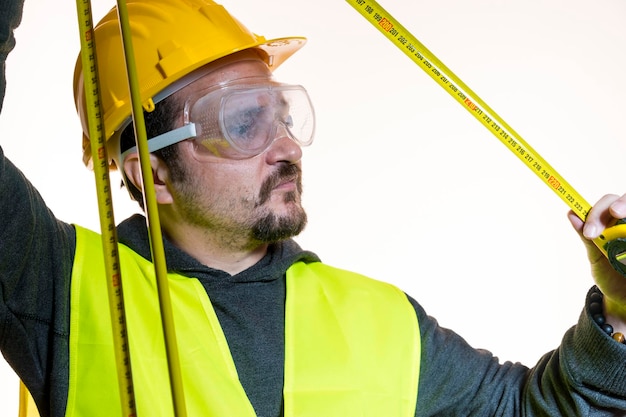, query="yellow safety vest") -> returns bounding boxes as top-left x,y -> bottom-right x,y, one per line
65,226 -> 420,417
